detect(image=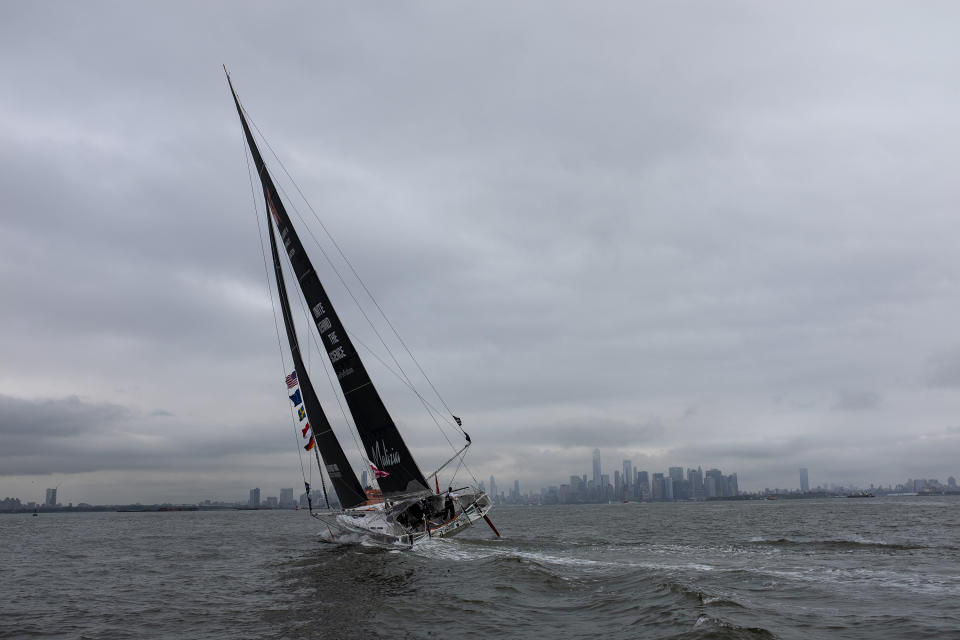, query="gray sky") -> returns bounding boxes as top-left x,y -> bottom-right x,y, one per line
2,2 -> 959,504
